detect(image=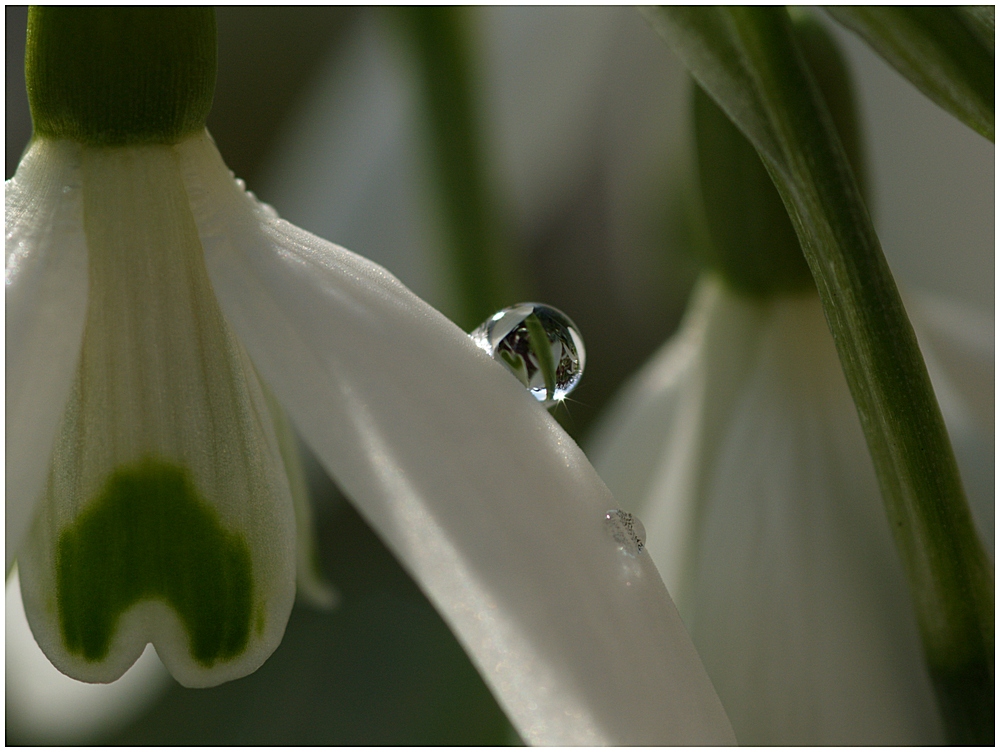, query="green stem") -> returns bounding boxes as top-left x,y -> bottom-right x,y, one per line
648,7 -> 993,743
389,7 -> 514,330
